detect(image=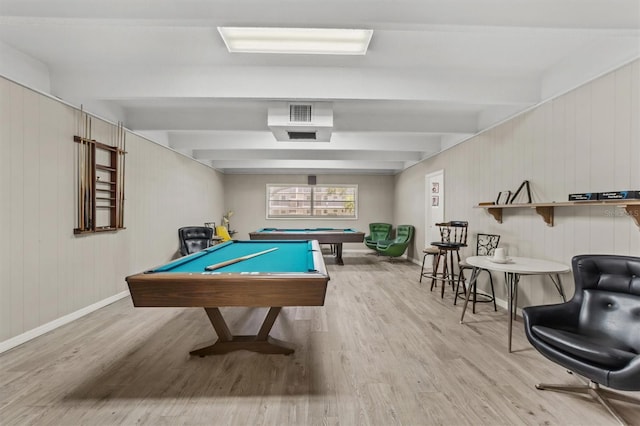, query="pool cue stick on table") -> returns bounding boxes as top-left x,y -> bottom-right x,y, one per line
205,247 -> 278,271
